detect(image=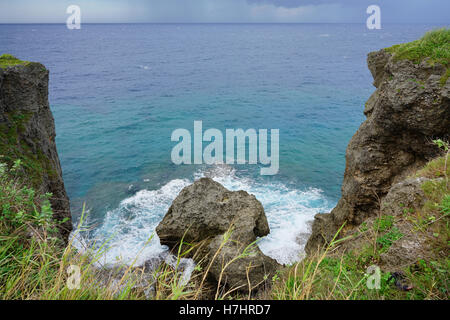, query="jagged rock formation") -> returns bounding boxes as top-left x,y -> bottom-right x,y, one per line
0,57 -> 72,242
156,177 -> 279,292
306,47 -> 450,254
